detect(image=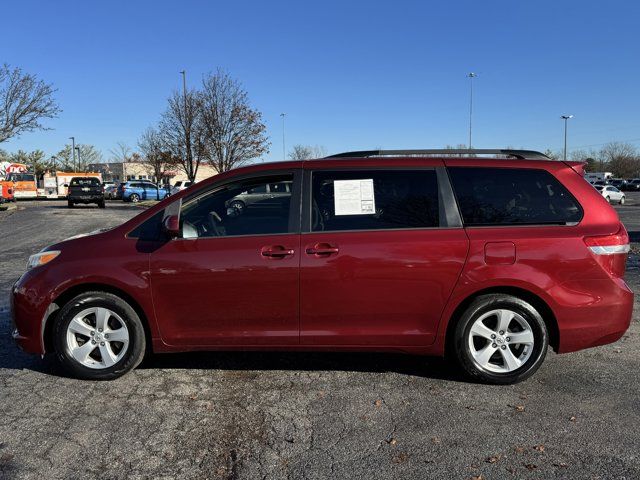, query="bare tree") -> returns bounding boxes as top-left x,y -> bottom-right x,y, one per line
159,89 -> 206,182
55,144 -> 103,171
288,144 -> 327,160
569,148 -> 600,171
109,141 -> 133,162
0,64 -> 61,143
600,142 -> 639,177
138,126 -> 176,185
200,69 -> 270,173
